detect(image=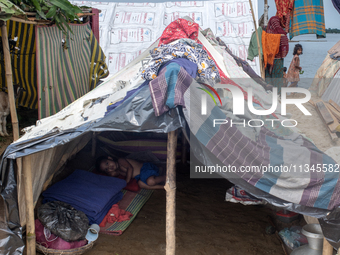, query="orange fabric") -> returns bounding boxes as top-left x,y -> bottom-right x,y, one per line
99,204 -> 133,227
261,31 -> 281,68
